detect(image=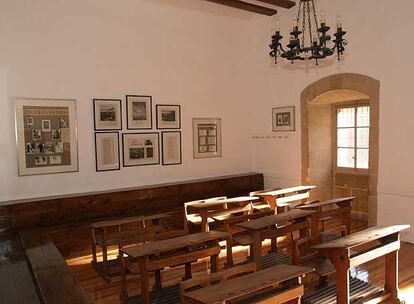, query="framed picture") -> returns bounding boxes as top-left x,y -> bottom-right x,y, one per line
192,118 -> 222,159
156,105 -> 181,129
272,106 -> 295,132
126,95 -> 152,129
122,133 -> 160,166
161,131 -> 182,165
14,97 -> 79,176
95,132 -> 120,172
93,99 -> 122,130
